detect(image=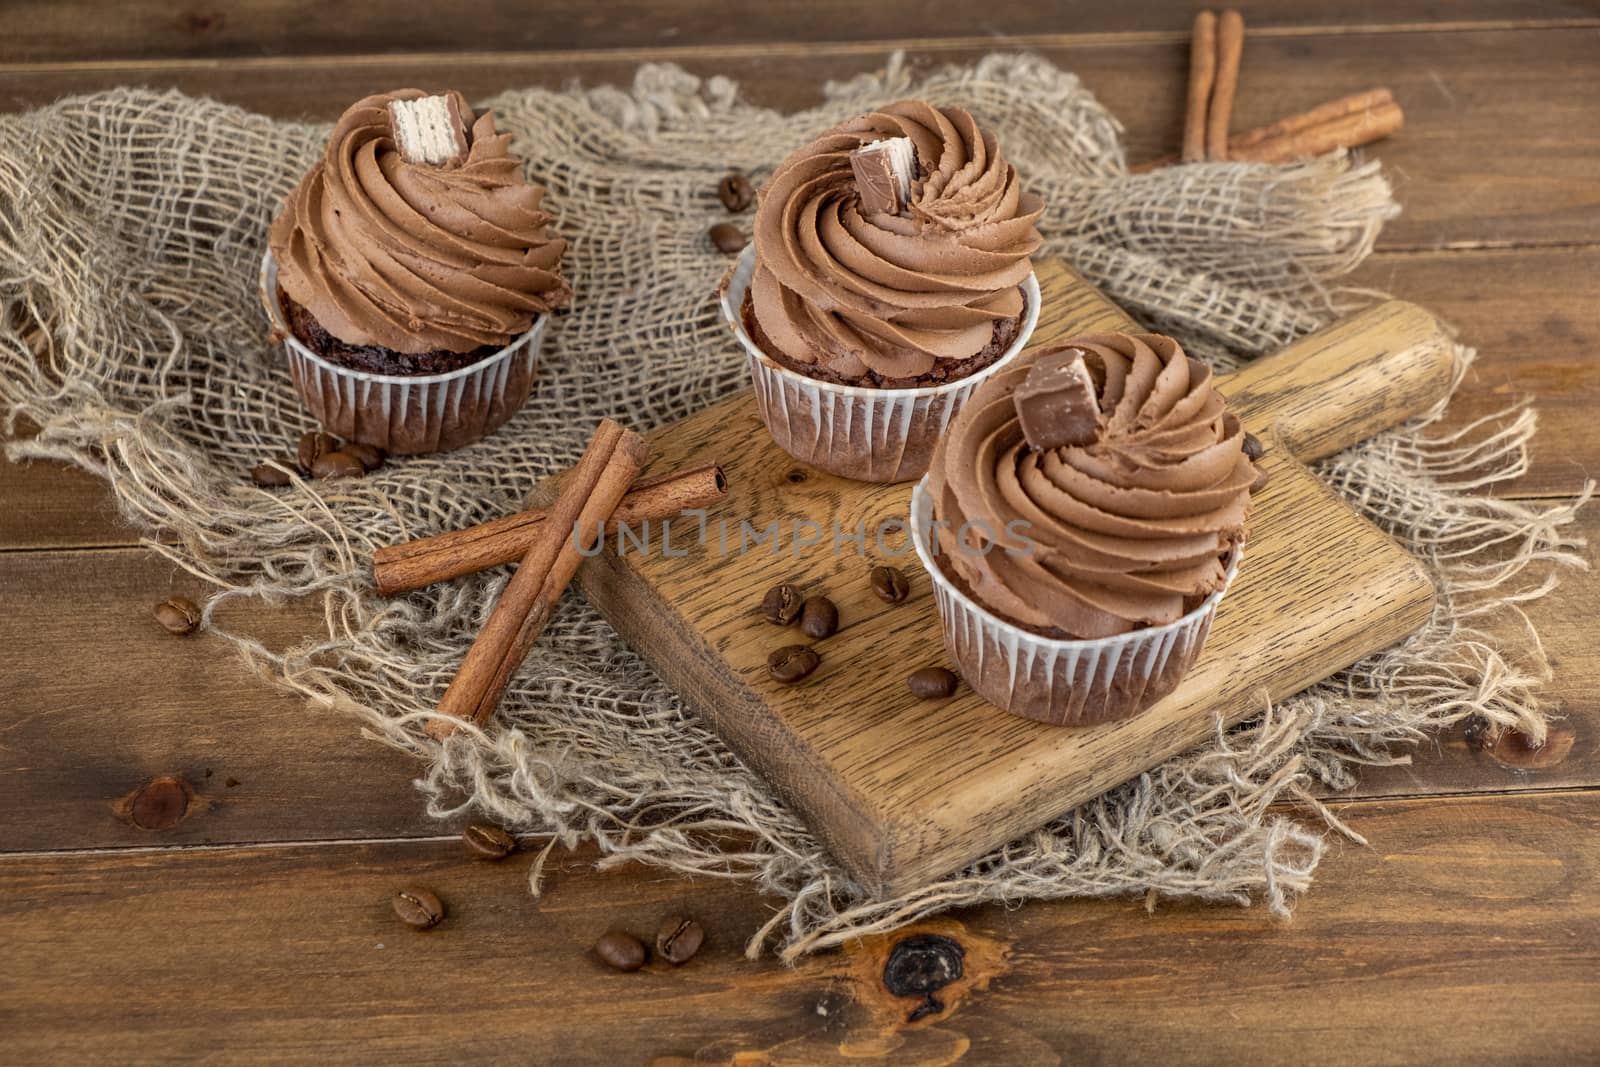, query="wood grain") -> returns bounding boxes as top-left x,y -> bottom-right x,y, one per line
1337,501 -> 1598,800
3,29 -> 1597,251
1353,245 -> 1600,499
0,7 -> 1595,1059
7,1 -> 1597,64
576,260 -> 1454,894
0,547 -> 437,851
2,791 -> 1593,1064
2,517 -> 1591,857
5,245 -> 1591,560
